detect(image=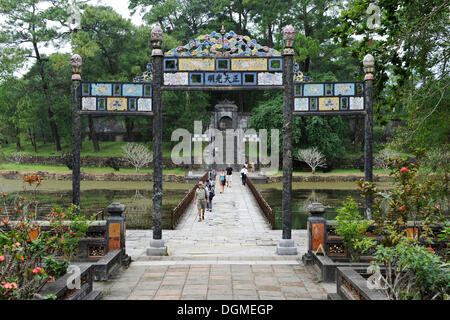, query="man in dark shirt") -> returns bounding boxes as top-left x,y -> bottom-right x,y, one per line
226,164 -> 233,188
